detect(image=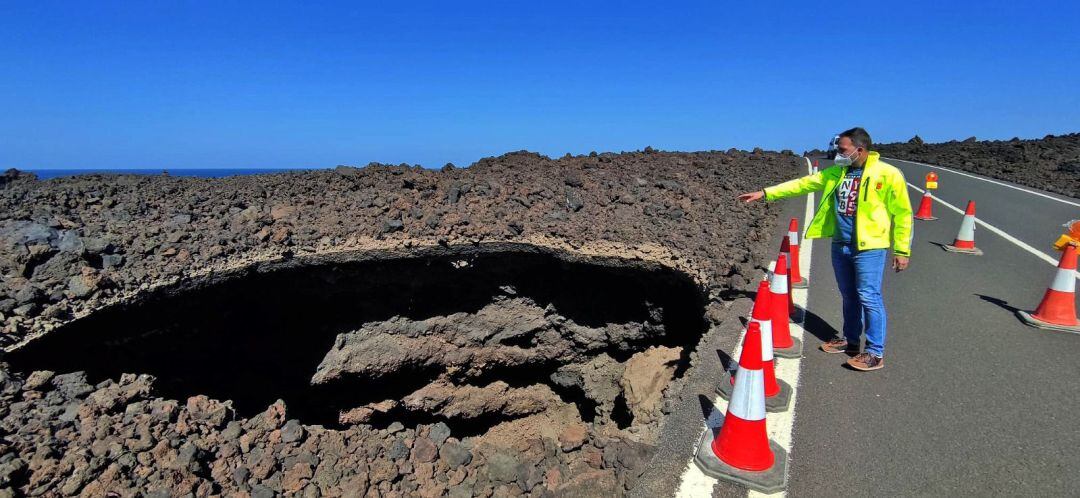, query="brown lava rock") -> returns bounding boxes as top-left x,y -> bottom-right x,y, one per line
0,148 -> 801,496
